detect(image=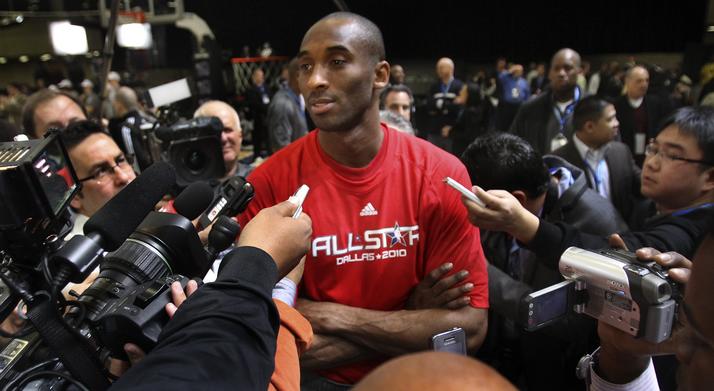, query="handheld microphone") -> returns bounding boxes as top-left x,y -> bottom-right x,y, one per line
198,176 -> 254,230
173,182 -> 214,221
